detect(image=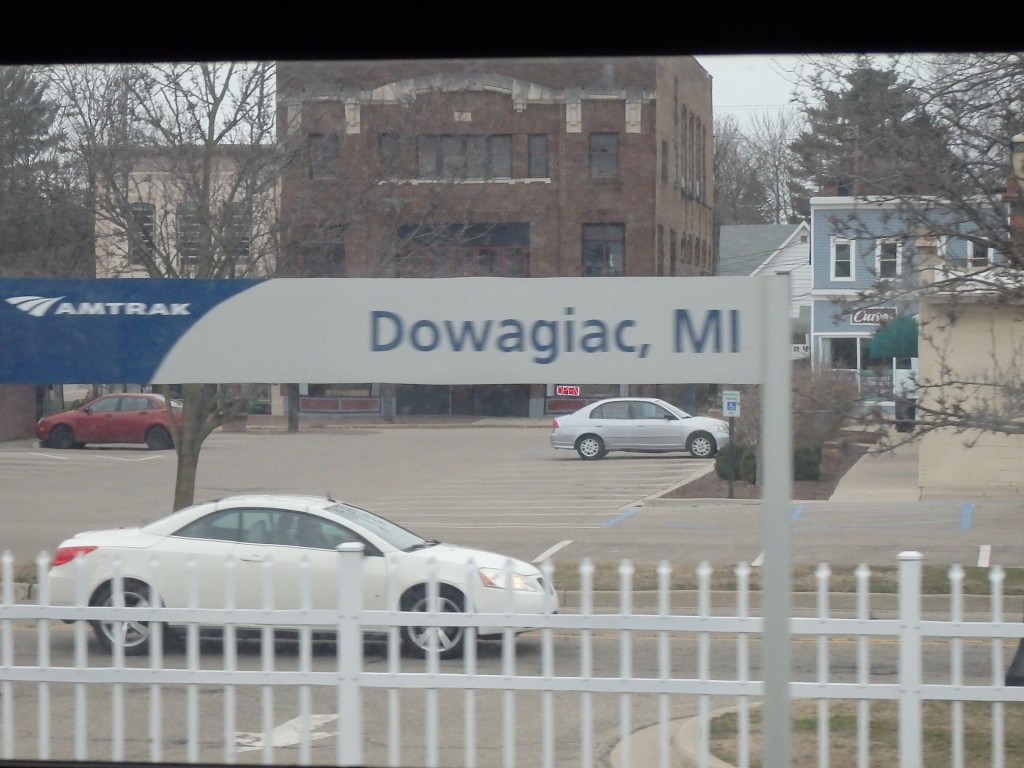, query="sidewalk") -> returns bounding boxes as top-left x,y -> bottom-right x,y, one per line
827,438 -> 920,502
